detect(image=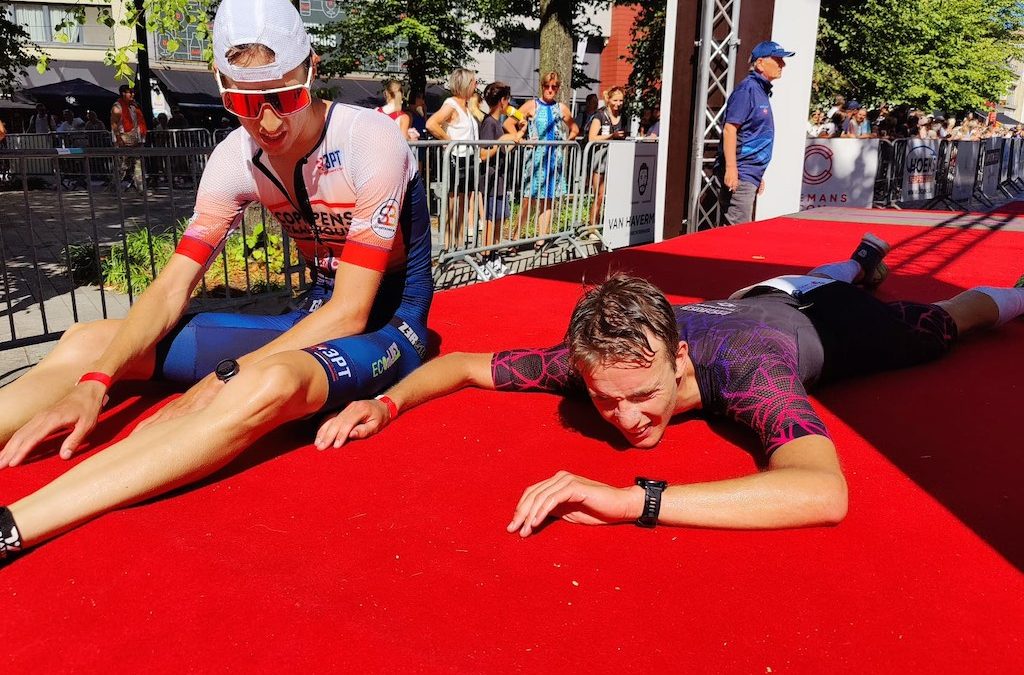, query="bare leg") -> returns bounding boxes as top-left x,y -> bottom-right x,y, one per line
514,197 -> 531,241
937,289 -> 1005,335
536,199 -> 554,239
8,350 -> 327,548
0,320 -> 155,446
589,172 -> 605,226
